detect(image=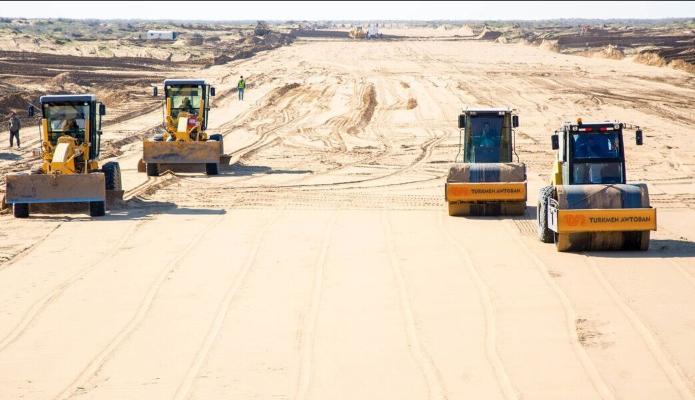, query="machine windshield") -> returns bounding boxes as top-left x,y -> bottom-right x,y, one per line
44,103 -> 90,145
571,132 -> 621,159
167,85 -> 203,119
572,162 -> 623,184
467,115 -> 504,162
